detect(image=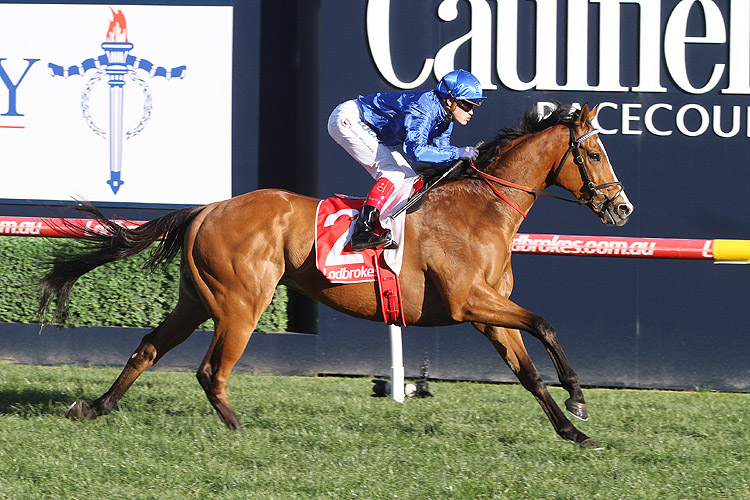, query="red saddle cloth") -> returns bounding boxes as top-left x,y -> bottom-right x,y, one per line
315,196 -> 406,326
